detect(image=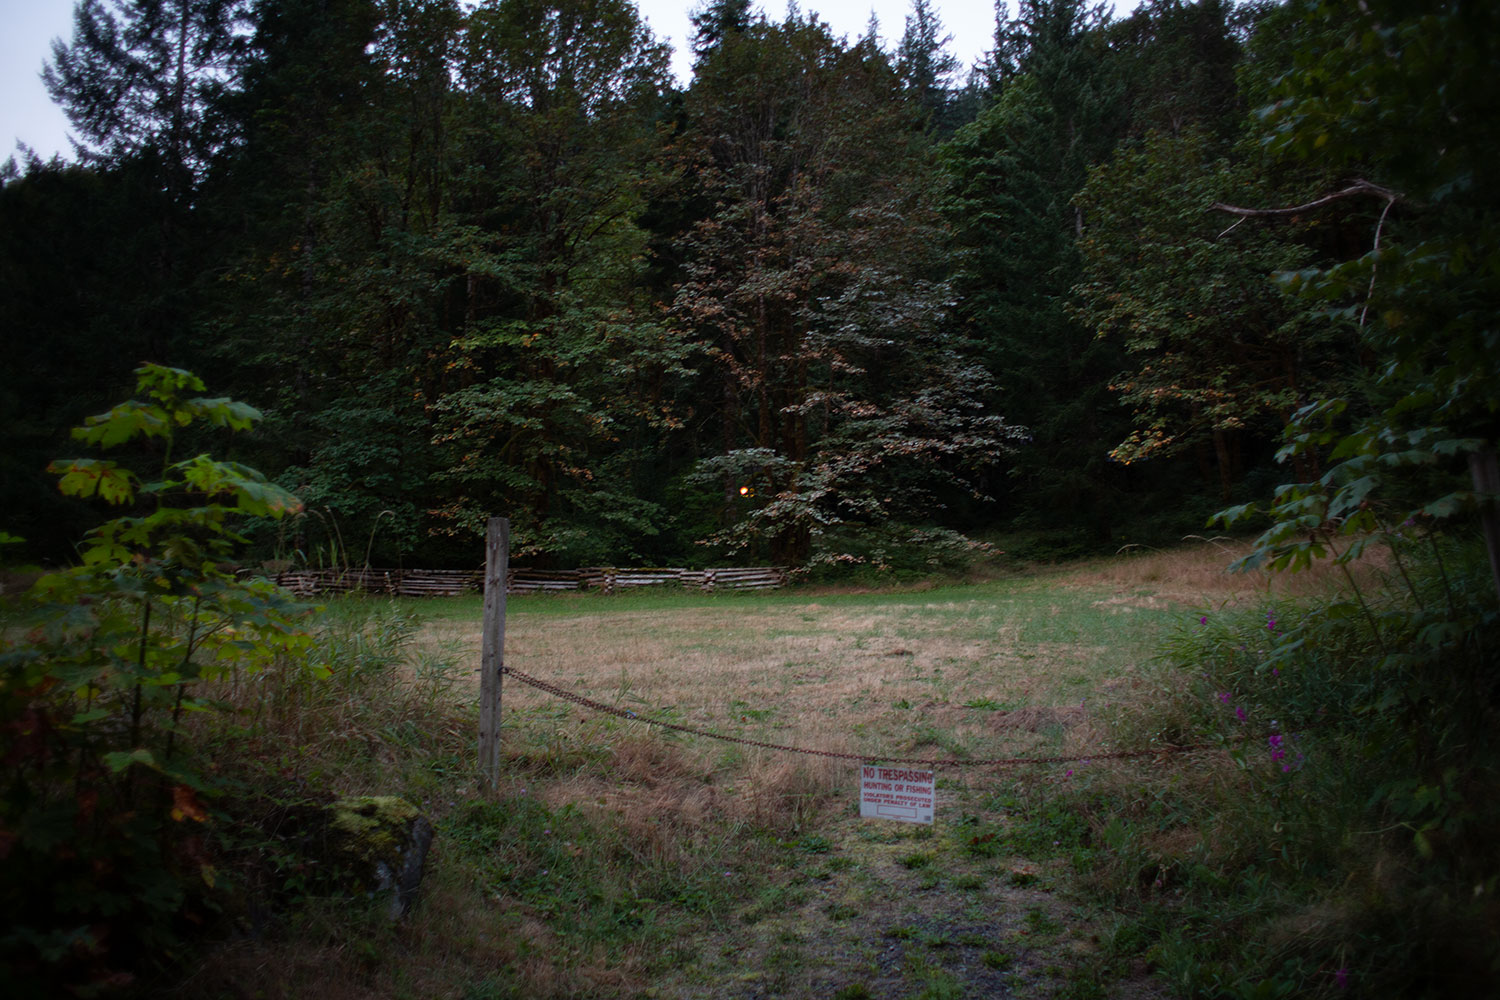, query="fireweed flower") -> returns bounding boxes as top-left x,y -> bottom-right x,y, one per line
1235,706 -> 1248,723
1218,691 -> 1232,704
